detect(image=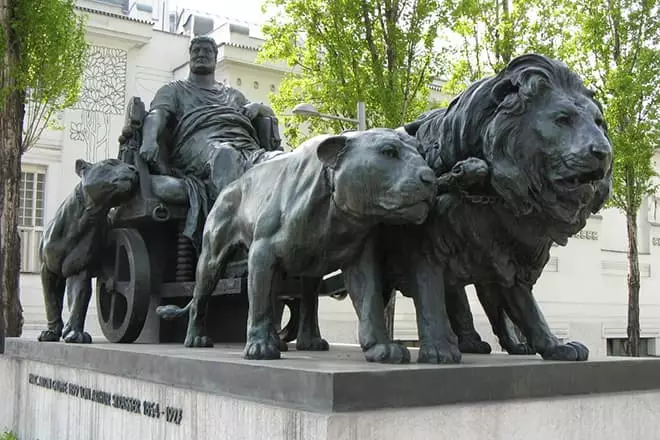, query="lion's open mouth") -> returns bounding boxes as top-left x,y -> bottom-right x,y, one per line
556,169 -> 605,188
